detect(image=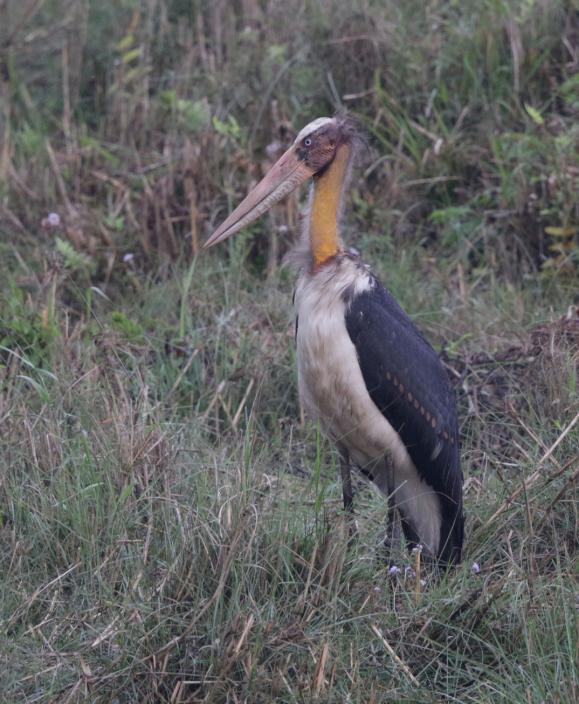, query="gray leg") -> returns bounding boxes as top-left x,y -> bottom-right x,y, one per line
384,457 -> 400,550
339,447 -> 354,513
338,447 -> 358,542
